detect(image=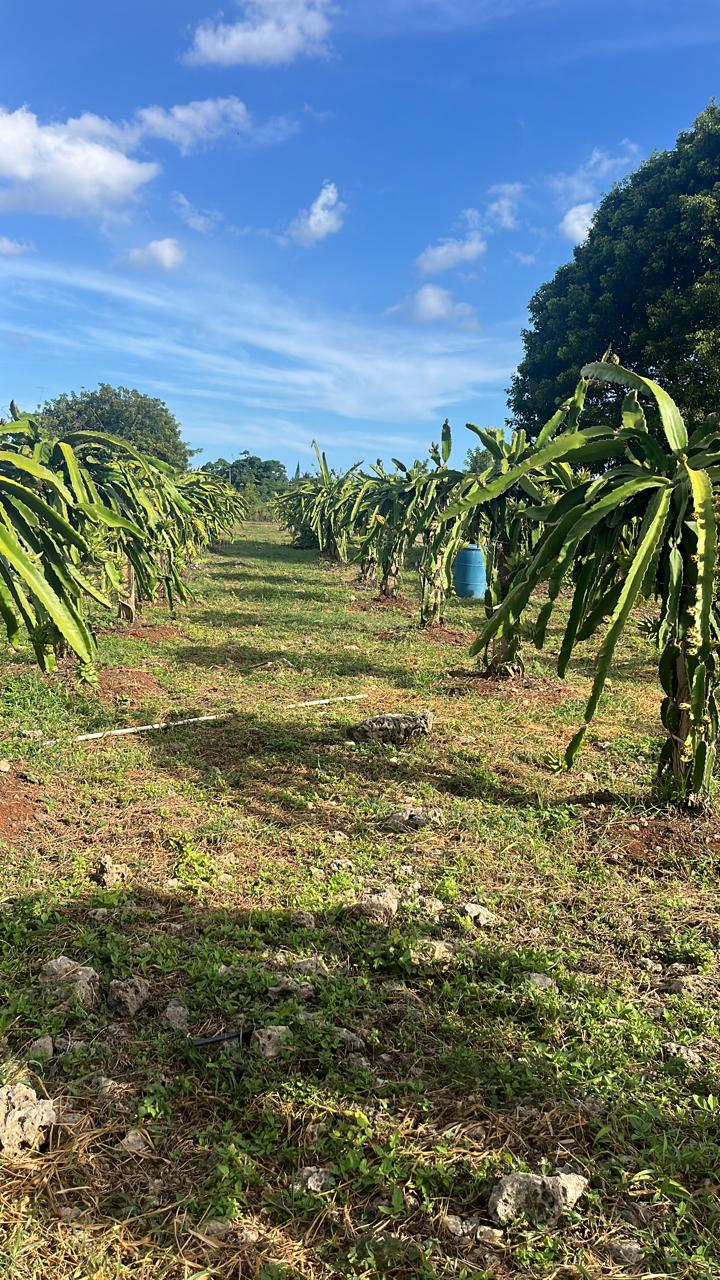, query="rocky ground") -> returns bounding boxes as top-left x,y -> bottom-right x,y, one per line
0,523 -> 718,1278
